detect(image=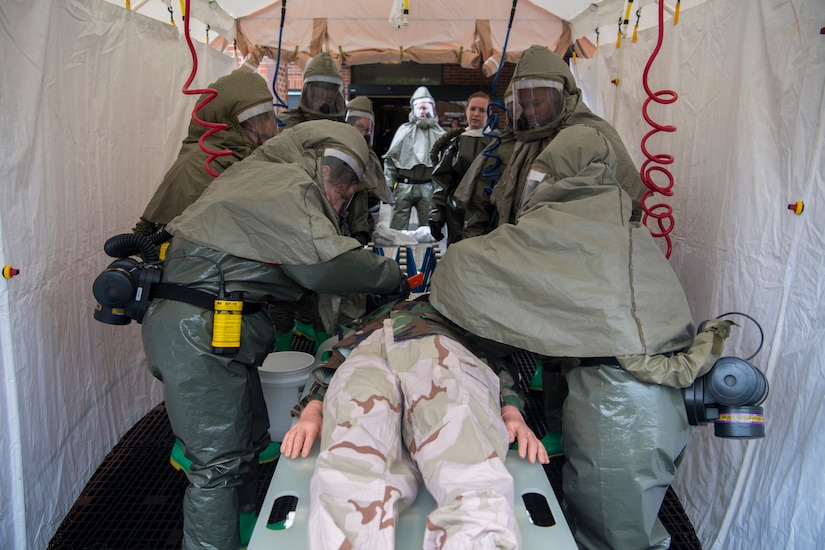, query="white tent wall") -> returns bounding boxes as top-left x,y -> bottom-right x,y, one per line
572,0 -> 824,548
1,0 -> 823,548
0,0 -> 234,547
